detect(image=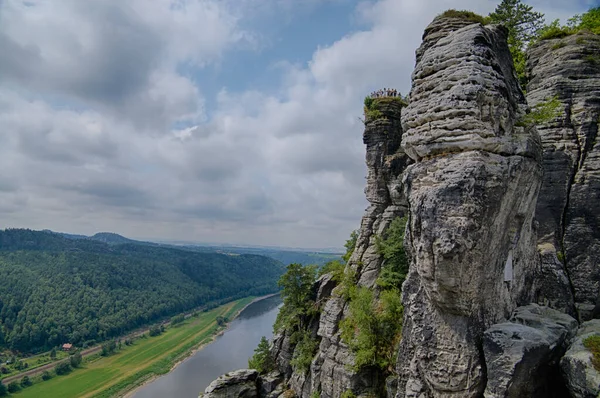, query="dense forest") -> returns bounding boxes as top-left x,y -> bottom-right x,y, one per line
0,229 -> 284,353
